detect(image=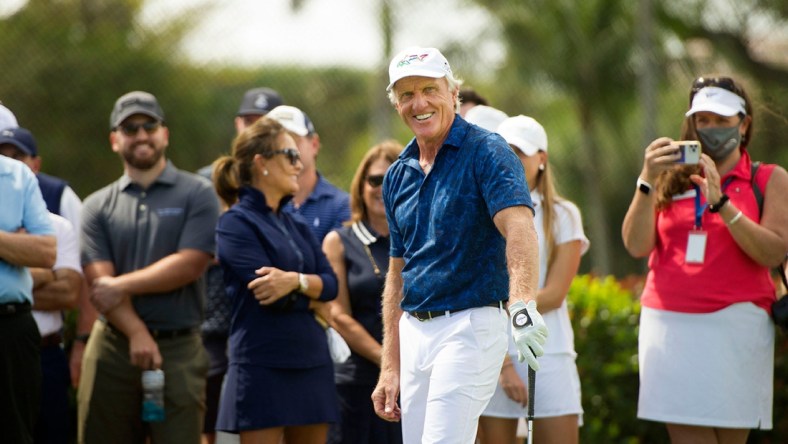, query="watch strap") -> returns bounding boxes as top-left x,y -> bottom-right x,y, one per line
636,178 -> 652,195
708,194 -> 730,213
